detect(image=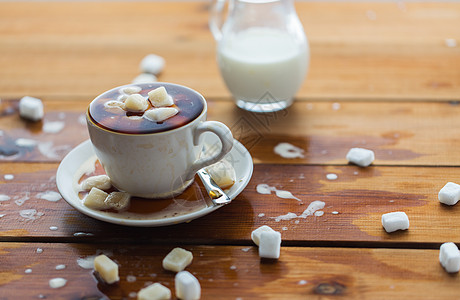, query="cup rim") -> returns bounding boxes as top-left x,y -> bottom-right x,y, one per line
87,82 -> 208,136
